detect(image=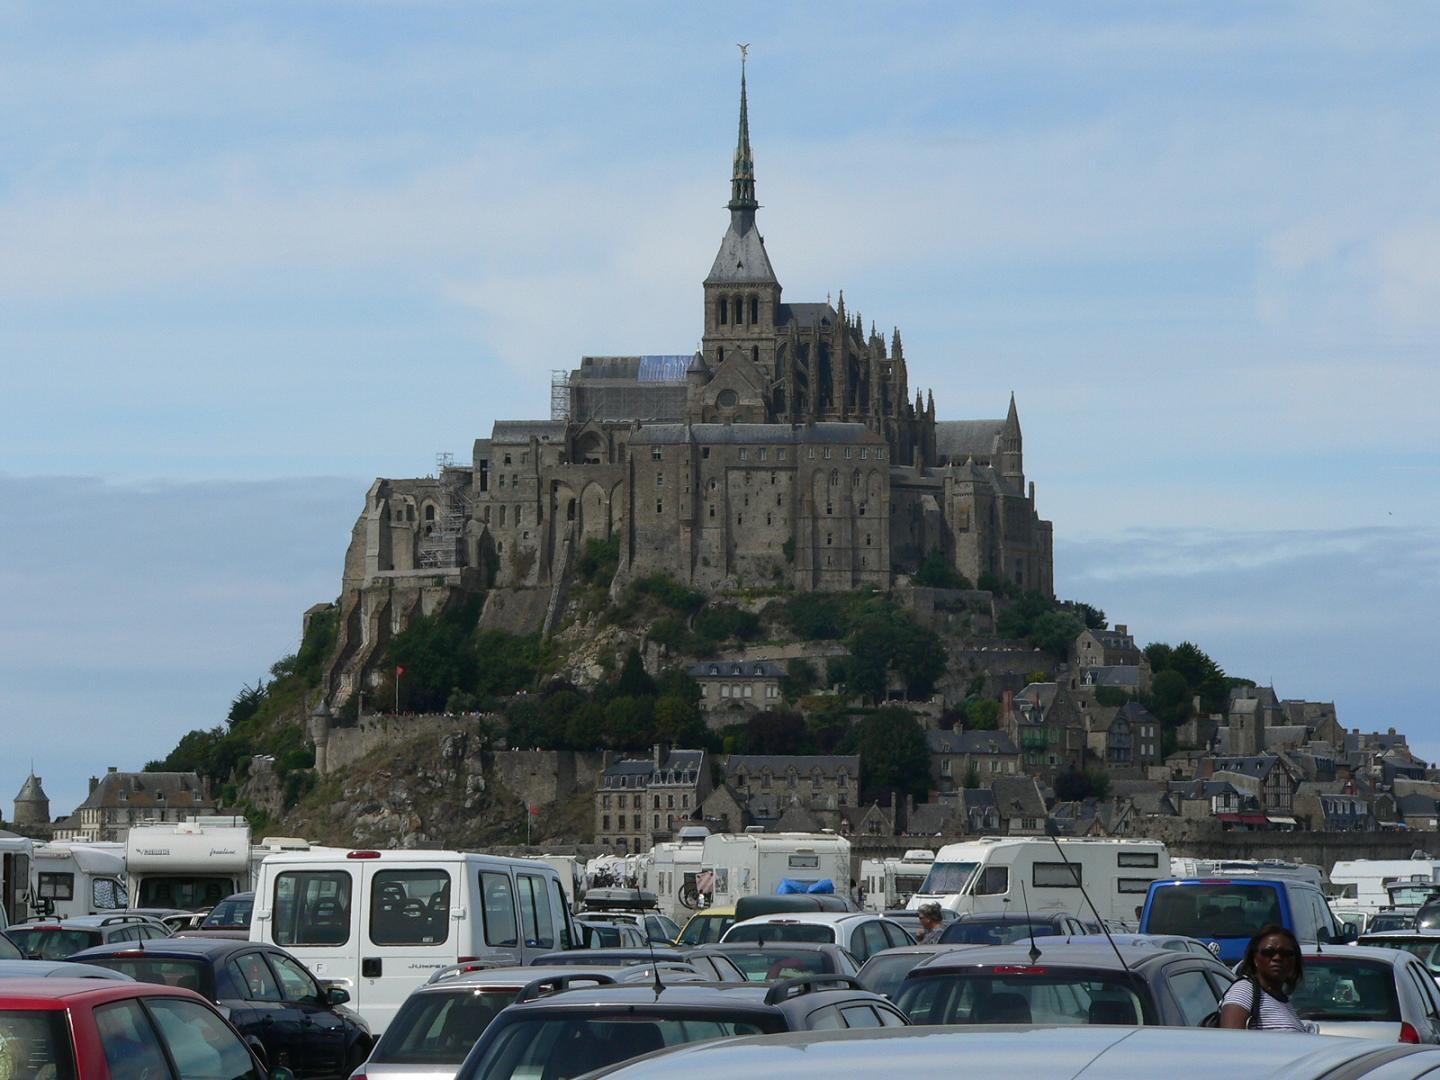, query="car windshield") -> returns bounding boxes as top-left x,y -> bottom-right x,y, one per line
941,920 -> 1056,946
1370,914 -> 1414,933
858,953 -> 928,999
372,989 -> 518,1064
677,914 -> 731,946
918,862 -> 978,896
723,924 -> 833,945
0,1011 -> 76,1080
470,1013 -> 783,1080
6,929 -> 100,960
80,957 -> 213,997
1145,884 -> 1283,939
0,934 -> 22,961
201,897 -> 252,930
137,876 -> 233,911
896,969 -> 1154,1026
718,948 -> 831,982
1290,958 -> 1401,1023
1360,938 -> 1440,975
